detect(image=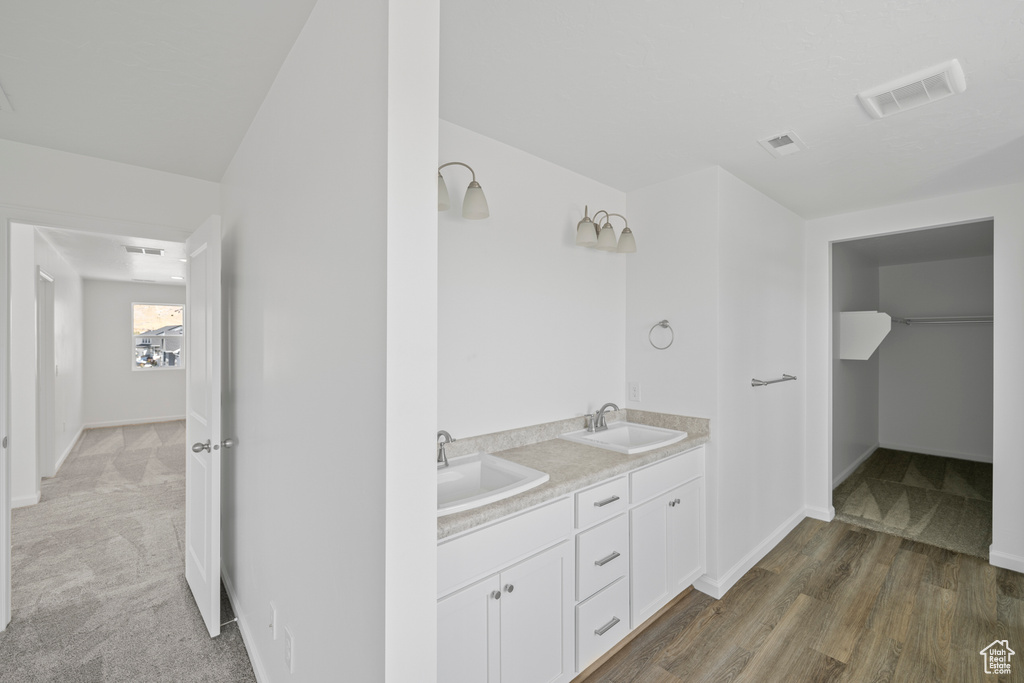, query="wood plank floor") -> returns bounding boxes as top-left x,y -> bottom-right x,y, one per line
585,518 -> 1024,683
